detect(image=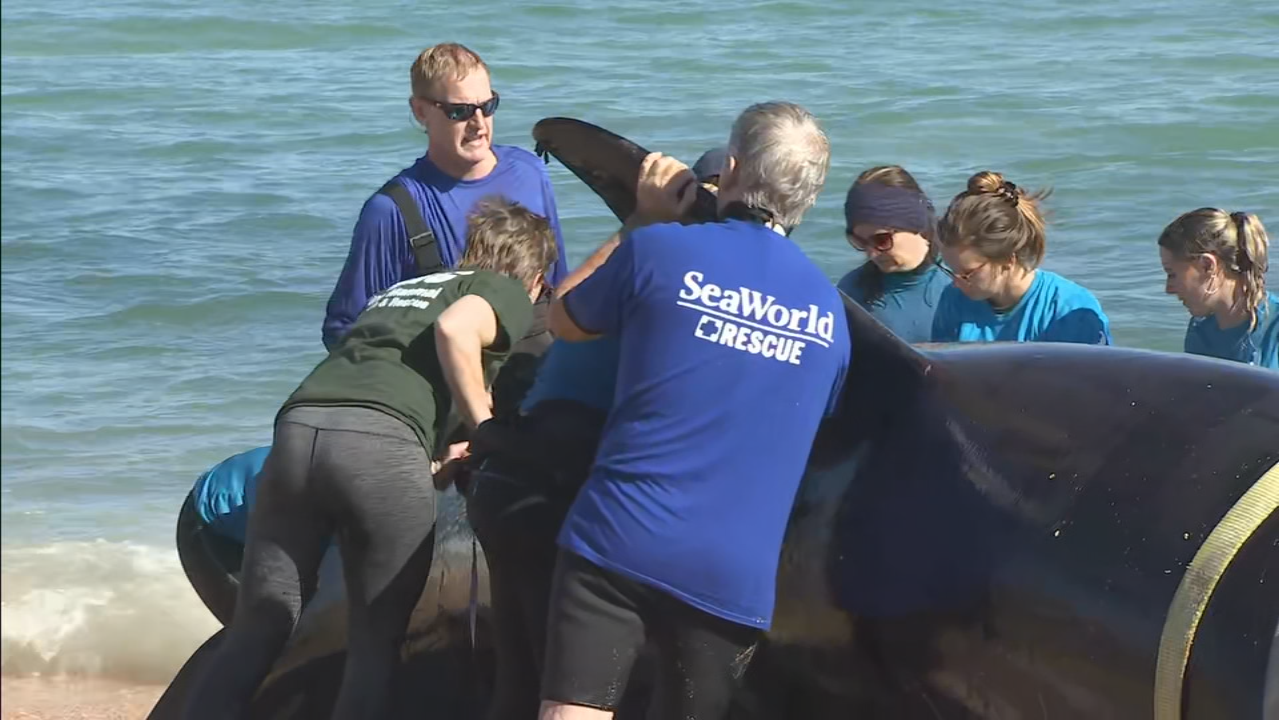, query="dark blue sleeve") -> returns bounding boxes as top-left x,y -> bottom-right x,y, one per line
322,192 -> 411,350
538,165 -> 571,288
562,235 -> 638,336
1043,308 -> 1111,345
